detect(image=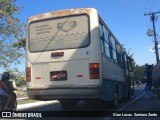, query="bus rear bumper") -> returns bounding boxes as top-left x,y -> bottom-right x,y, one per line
27,86 -> 100,100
